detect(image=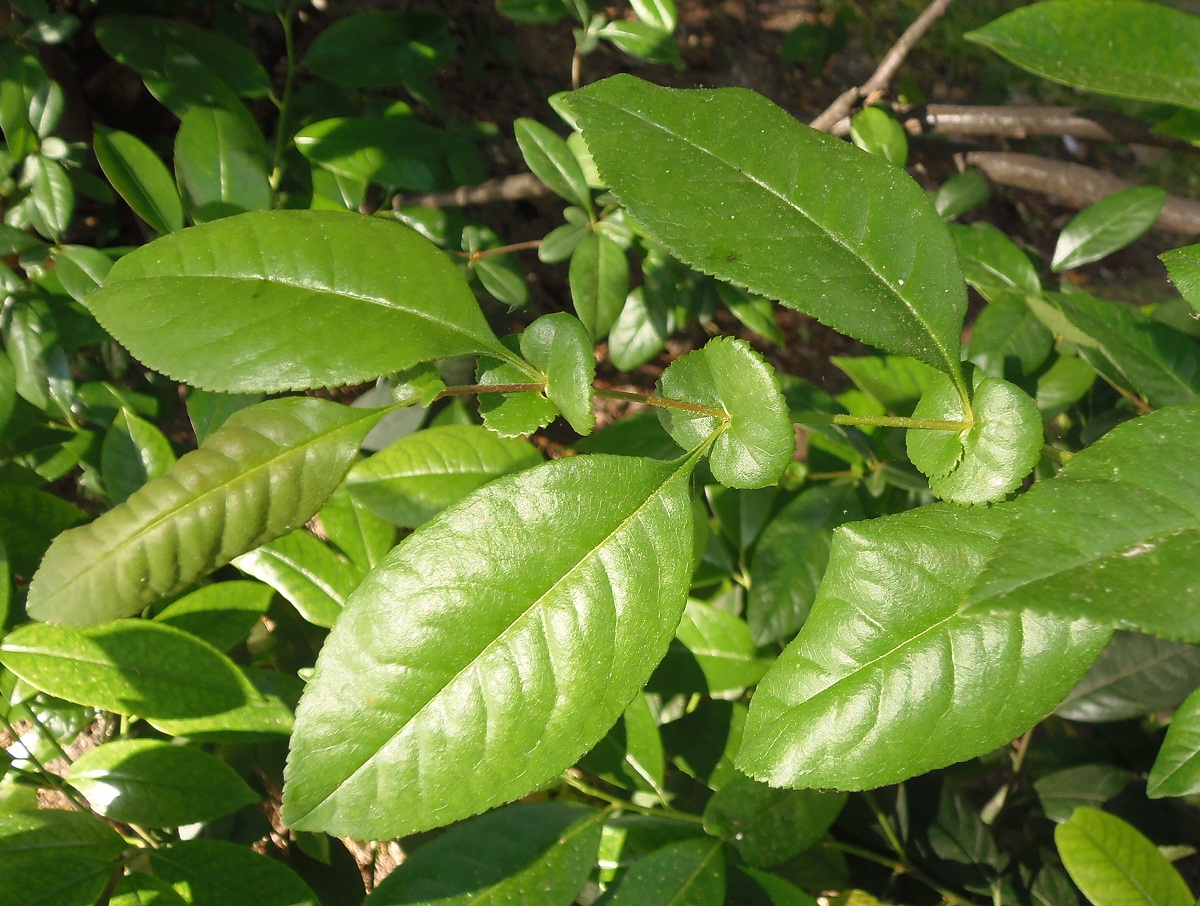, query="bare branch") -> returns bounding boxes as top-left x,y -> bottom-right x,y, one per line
392,173 -> 554,210
910,105 -> 1191,149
